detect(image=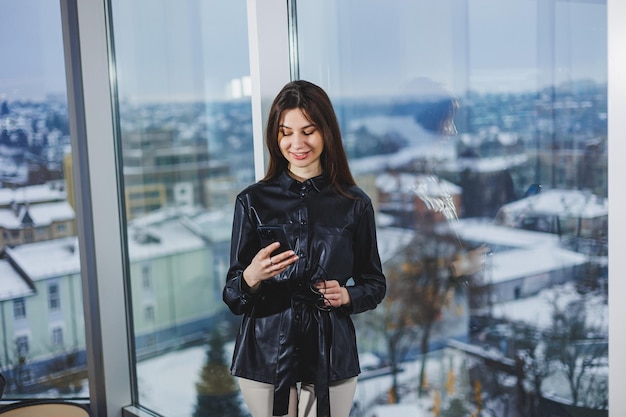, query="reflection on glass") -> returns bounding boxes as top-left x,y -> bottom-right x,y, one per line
299,0 -> 608,415
109,1 -> 252,415
0,1 -> 88,399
